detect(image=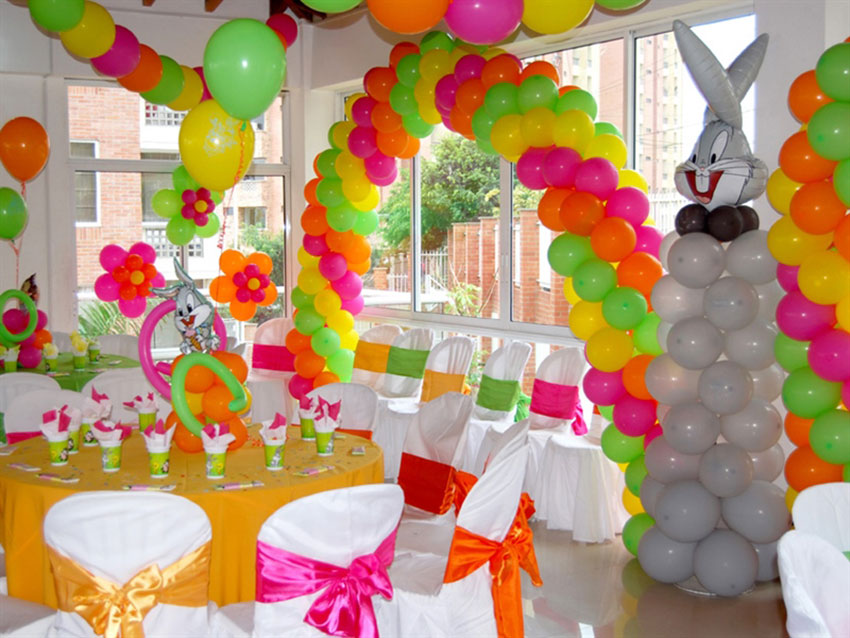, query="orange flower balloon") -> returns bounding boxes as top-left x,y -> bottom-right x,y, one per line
210,249 -> 278,322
